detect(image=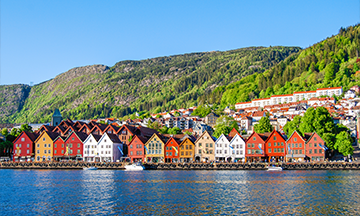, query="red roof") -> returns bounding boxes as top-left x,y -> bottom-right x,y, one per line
317,87 -> 342,91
